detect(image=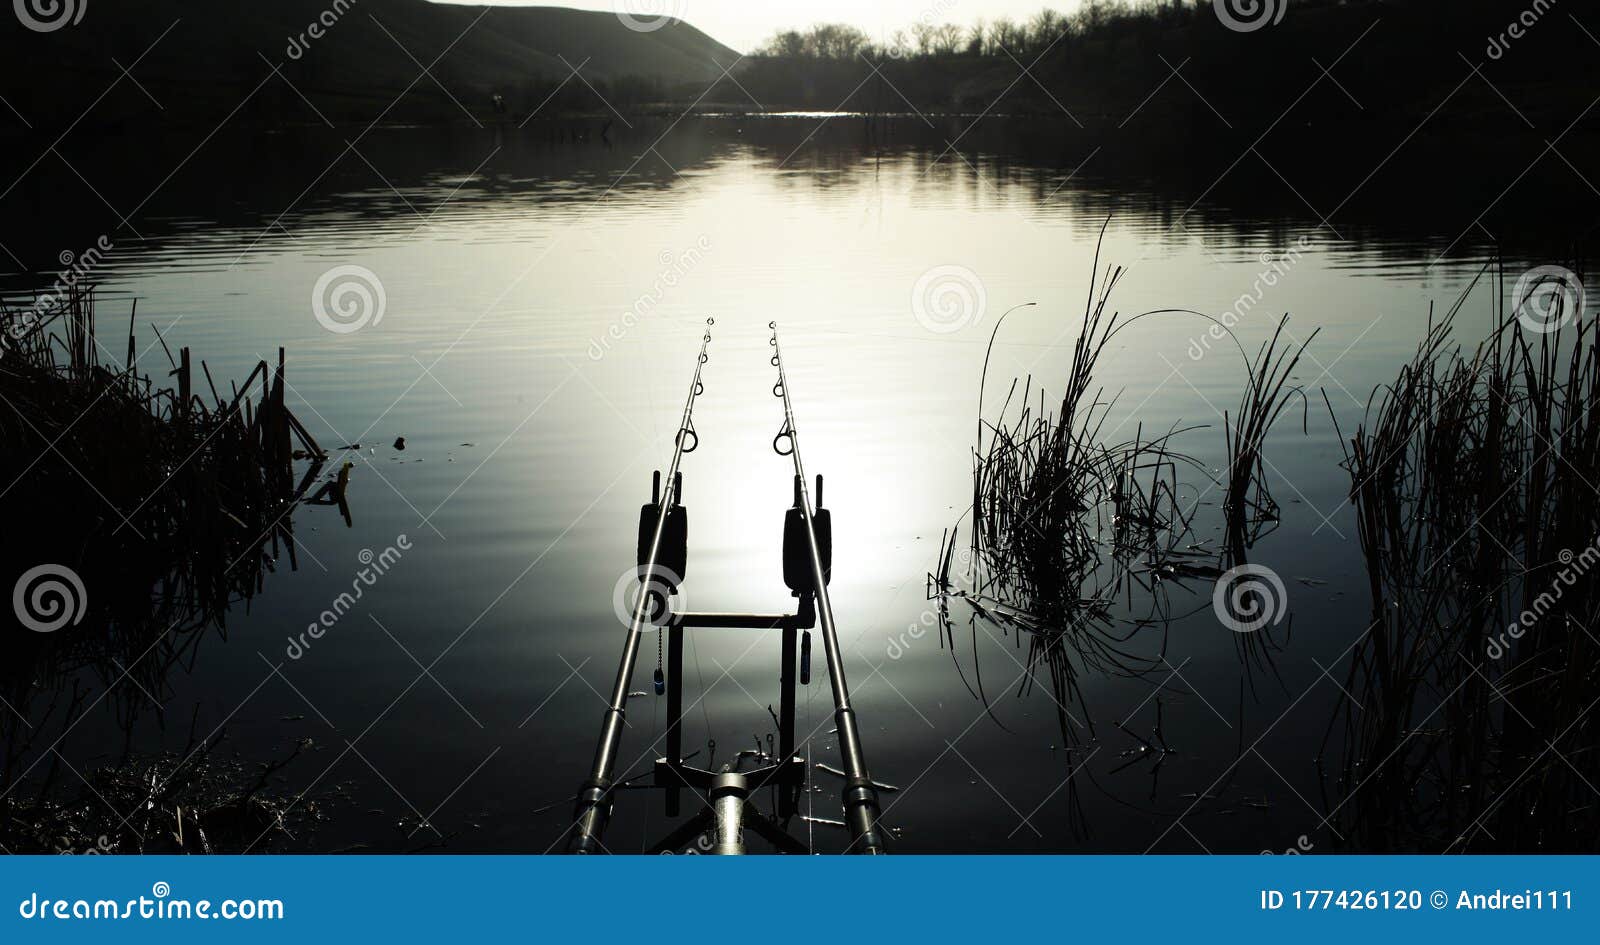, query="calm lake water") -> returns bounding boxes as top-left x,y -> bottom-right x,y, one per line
4,117 -> 1584,852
